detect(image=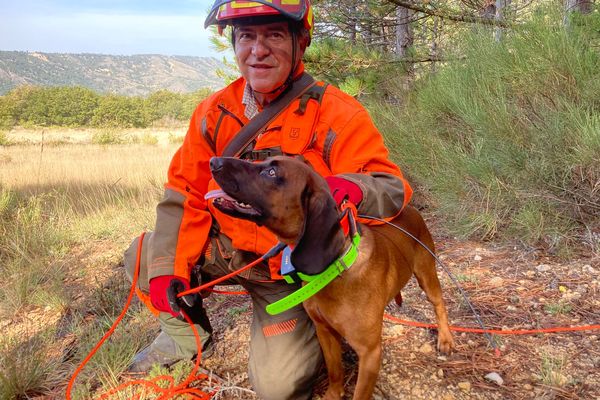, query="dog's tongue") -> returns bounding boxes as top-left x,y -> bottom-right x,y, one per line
205,189 -> 236,201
